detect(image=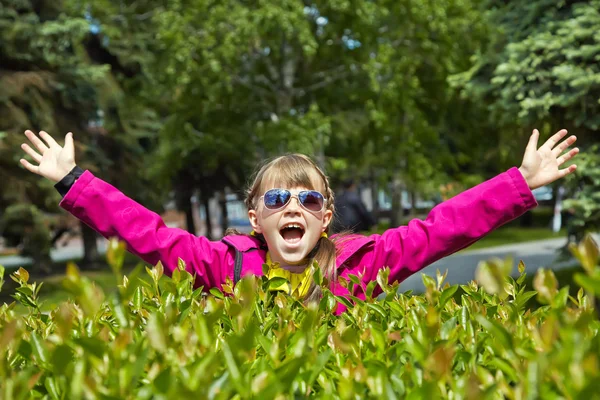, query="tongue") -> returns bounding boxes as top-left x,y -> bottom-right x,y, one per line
282,228 -> 303,243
